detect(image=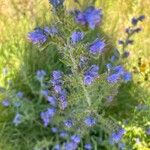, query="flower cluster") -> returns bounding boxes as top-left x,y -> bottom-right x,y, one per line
71,31 -> 84,44
75,6 -> 103,29
109,128 -> 126,145
88,39 -> 106,54
51,70 -> 68,110
107,65 -> 132,84
28,26 -> 57,45
40,107 -> 56,127
84,65 -> 99,85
